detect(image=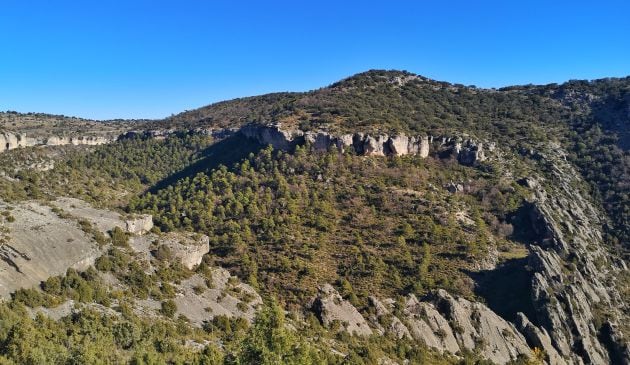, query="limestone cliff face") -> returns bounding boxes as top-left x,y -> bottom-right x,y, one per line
2,123 -> 489,166
0,132 -> 28,151
0,131 -> 114,152
239,123 -> 488,164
